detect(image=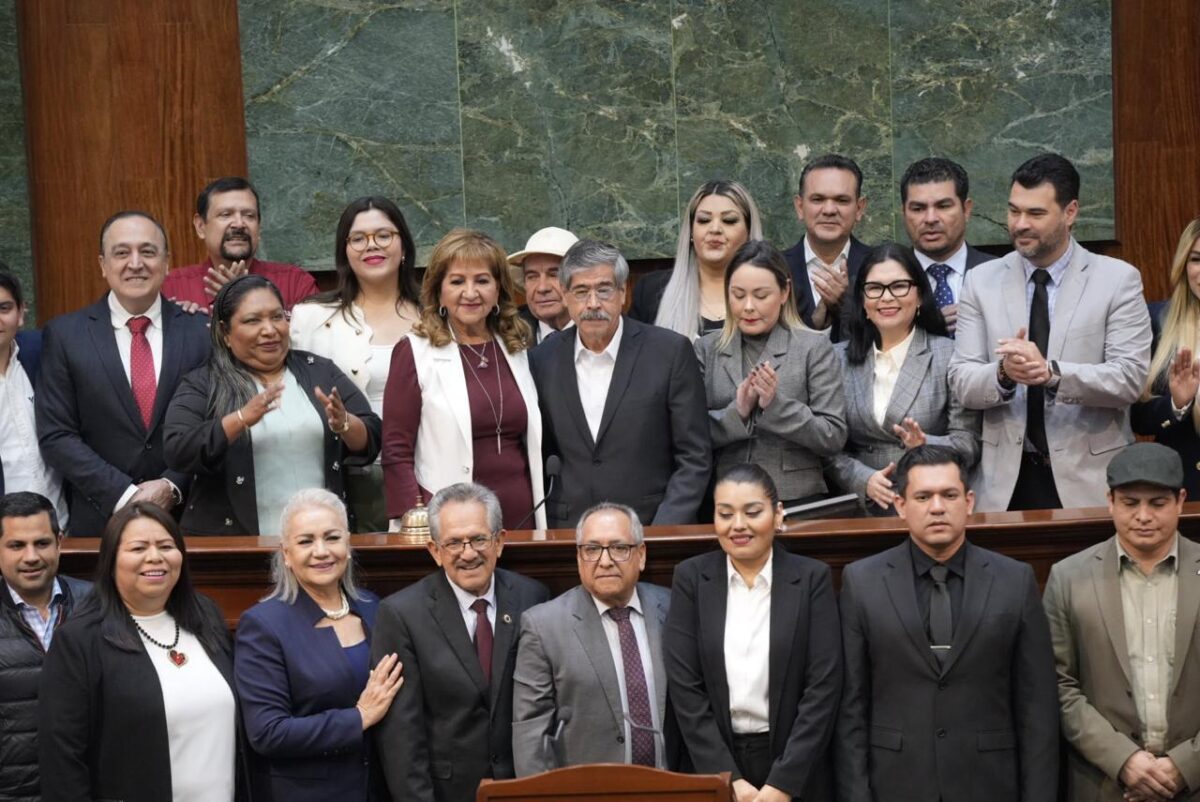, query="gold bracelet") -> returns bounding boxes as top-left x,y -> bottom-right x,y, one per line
337,416 -> 352,434
237,409 -> 249,429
